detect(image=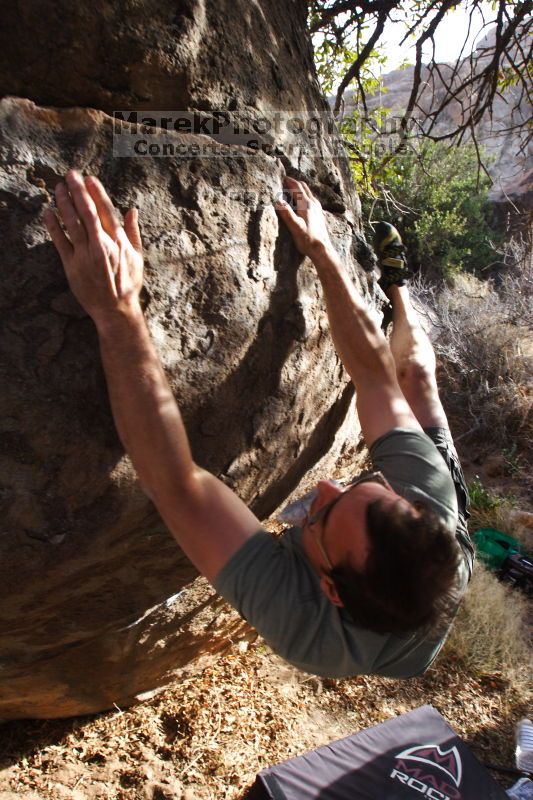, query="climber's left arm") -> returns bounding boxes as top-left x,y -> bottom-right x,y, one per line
276,177 -> 421,448
43,170 -> 263,583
